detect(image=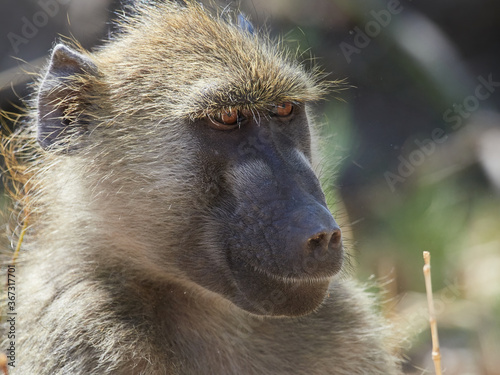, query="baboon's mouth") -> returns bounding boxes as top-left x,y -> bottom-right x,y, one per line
246,263 -> 333,284
229,260 -> 332,317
